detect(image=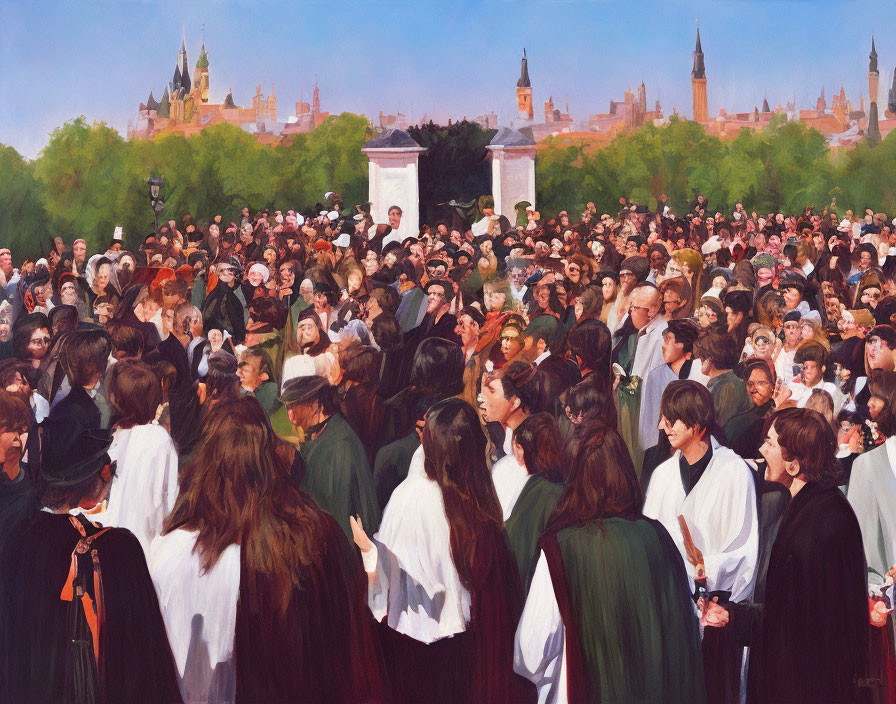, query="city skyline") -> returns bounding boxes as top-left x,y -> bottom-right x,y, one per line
2,0 -> 895,159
